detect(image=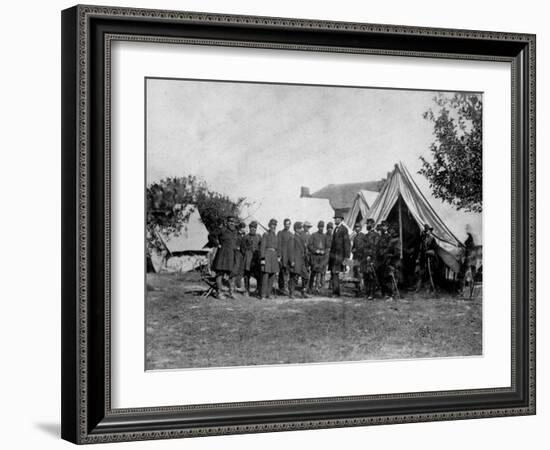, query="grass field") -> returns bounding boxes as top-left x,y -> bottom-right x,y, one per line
145,272 -> 482,370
